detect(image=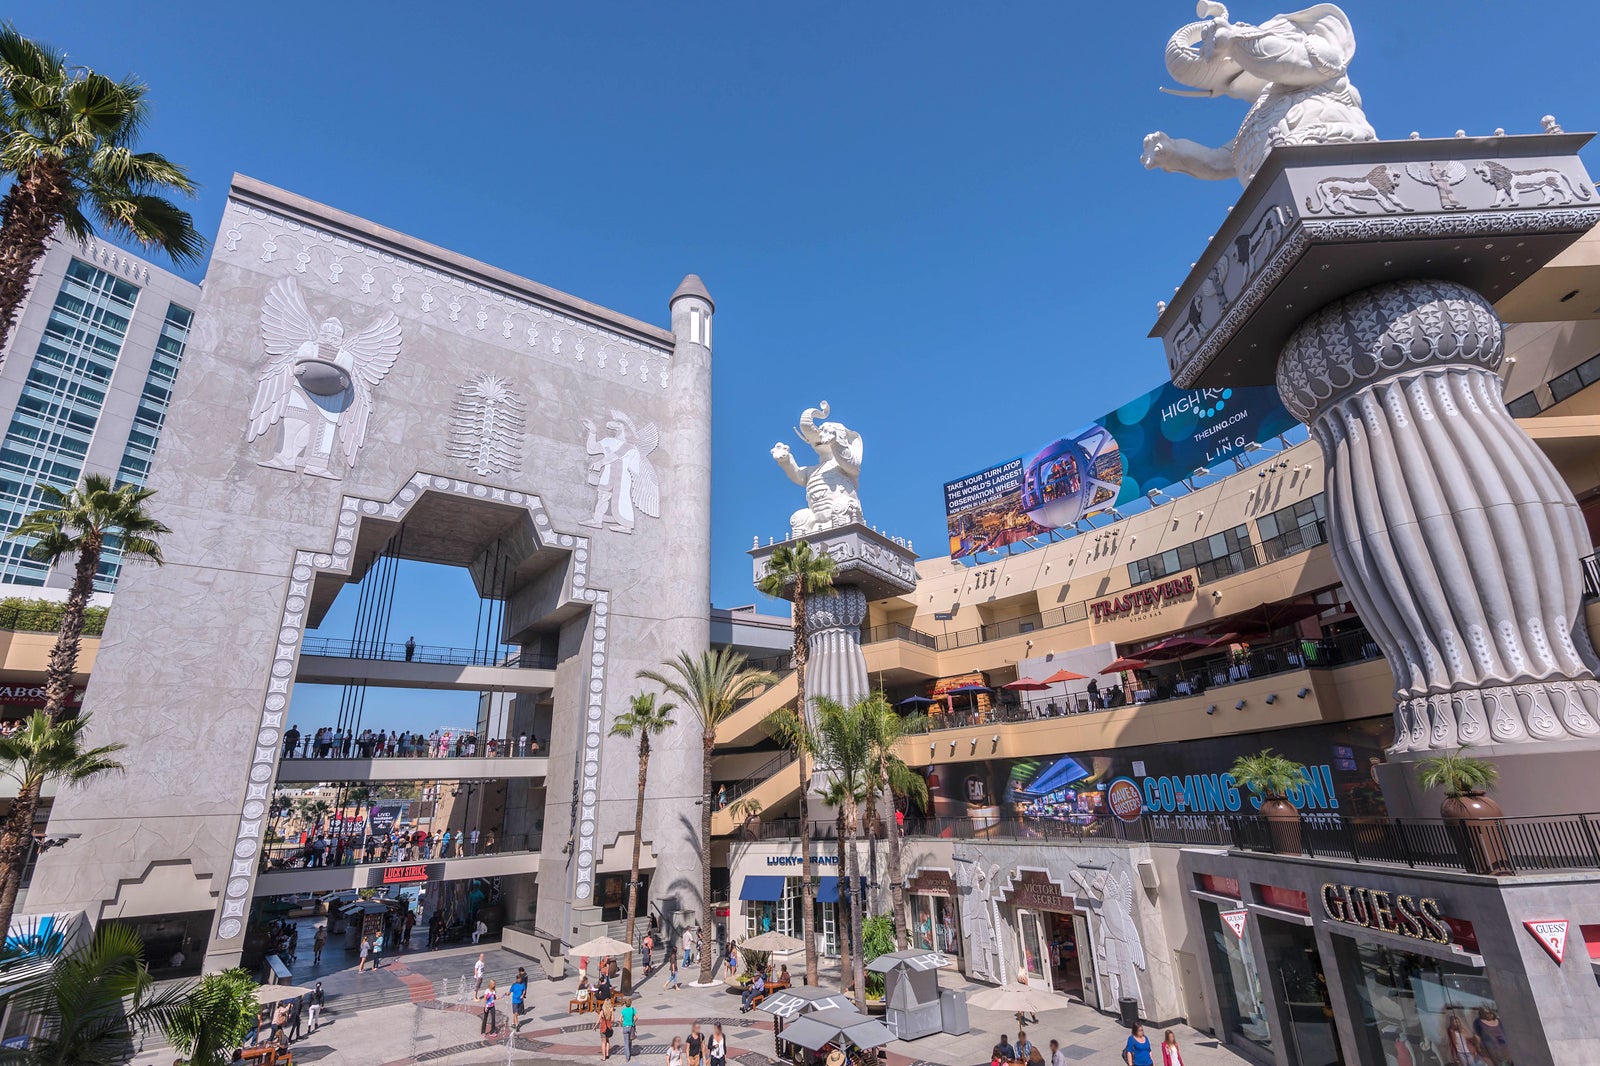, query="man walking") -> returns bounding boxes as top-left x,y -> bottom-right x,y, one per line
468,827 -> 481,856
474,952 -> 486,994
1049,1039 -> 1067,1066
286,996 -> 303,1043
510,967 -> 528,1031
309,983 -> 325,1033
313,924 -> 326,965
371,929 -> 384,969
